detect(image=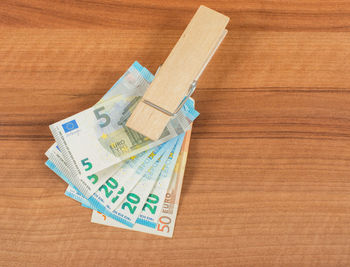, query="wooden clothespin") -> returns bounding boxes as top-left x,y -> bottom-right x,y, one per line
126,5 -> 230,140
